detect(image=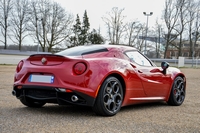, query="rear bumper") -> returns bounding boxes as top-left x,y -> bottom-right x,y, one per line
12,85 -> 95,106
